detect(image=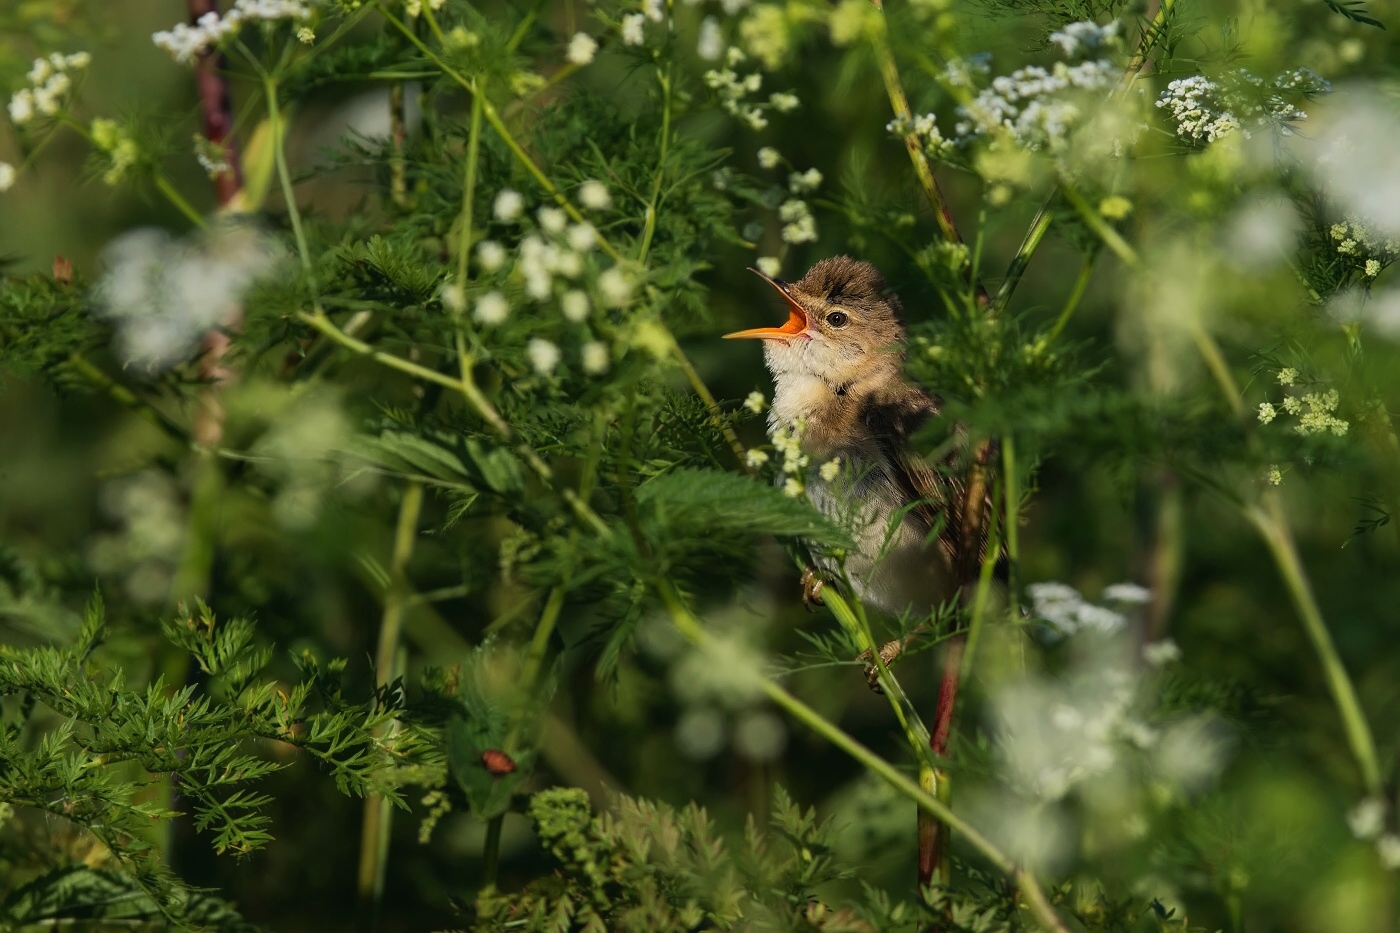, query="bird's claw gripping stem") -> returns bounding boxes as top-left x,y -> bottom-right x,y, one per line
860,637 -> 908,694
800,567 -> 826,610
